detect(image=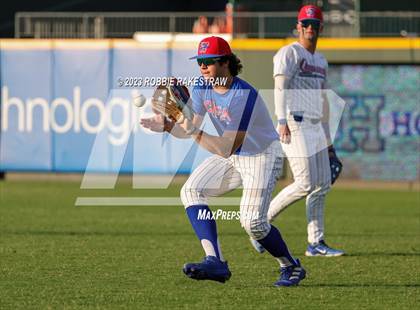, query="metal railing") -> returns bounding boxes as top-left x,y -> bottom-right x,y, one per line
15,11 -> 420,39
